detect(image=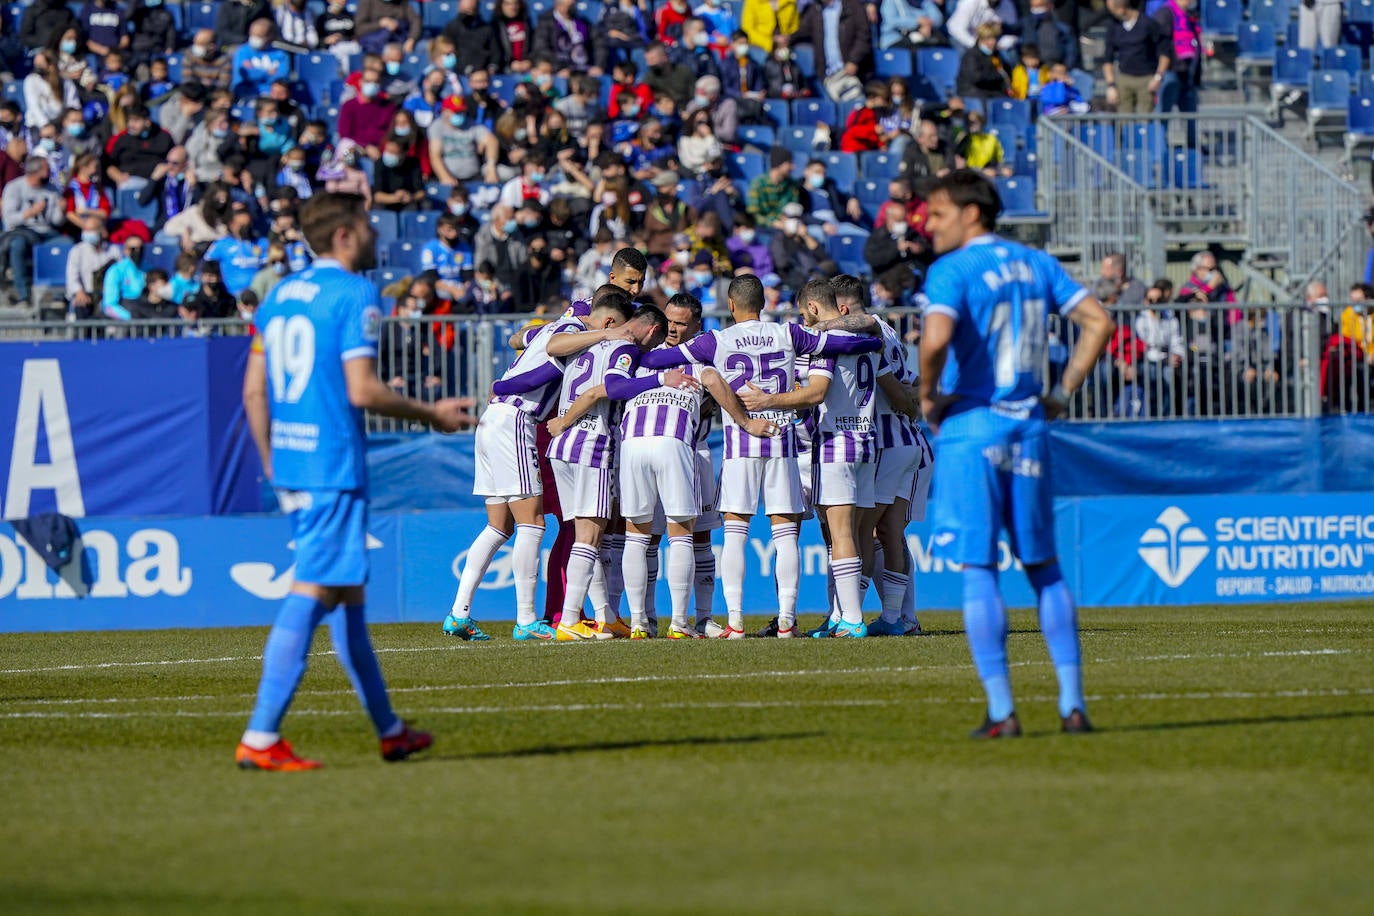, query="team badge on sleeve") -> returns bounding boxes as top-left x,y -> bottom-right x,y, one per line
362,305 -> 382,342
615,353 -> 634,372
